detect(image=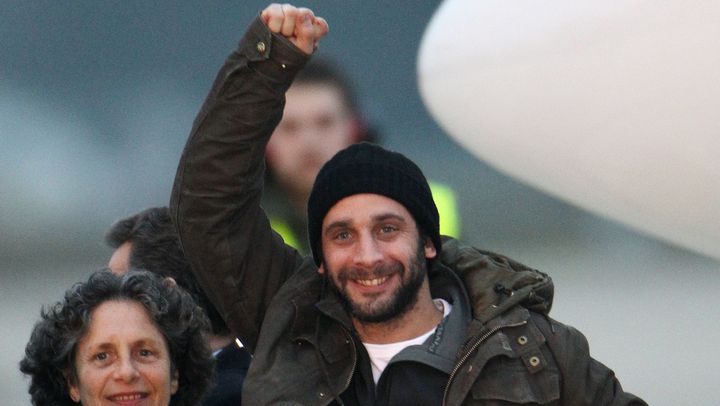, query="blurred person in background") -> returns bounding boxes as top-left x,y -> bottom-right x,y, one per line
106,207 -> 251,406
263,58 -> 461,253
20,270 -> 214,406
